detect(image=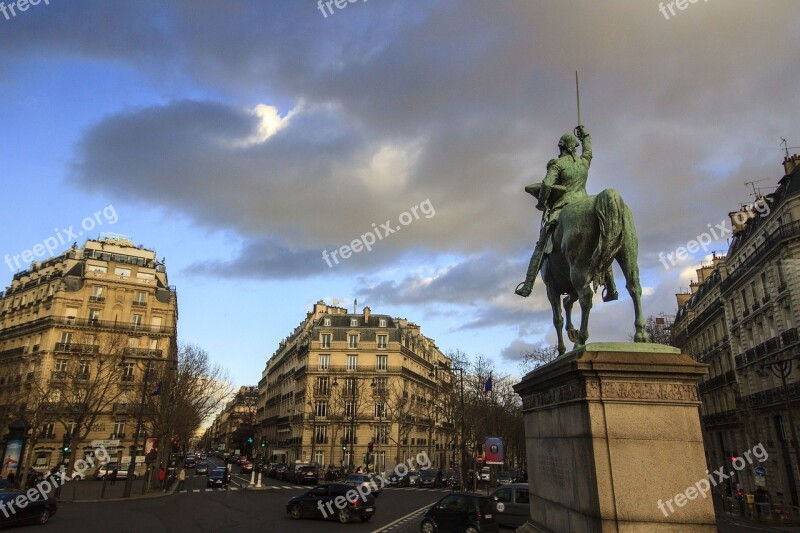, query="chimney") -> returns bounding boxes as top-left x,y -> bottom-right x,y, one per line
728,208 -> 754,236
784,154 -> 800,176
676,292 -> 691,308
363,306 -> 371,324
353,298 -> 358,314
